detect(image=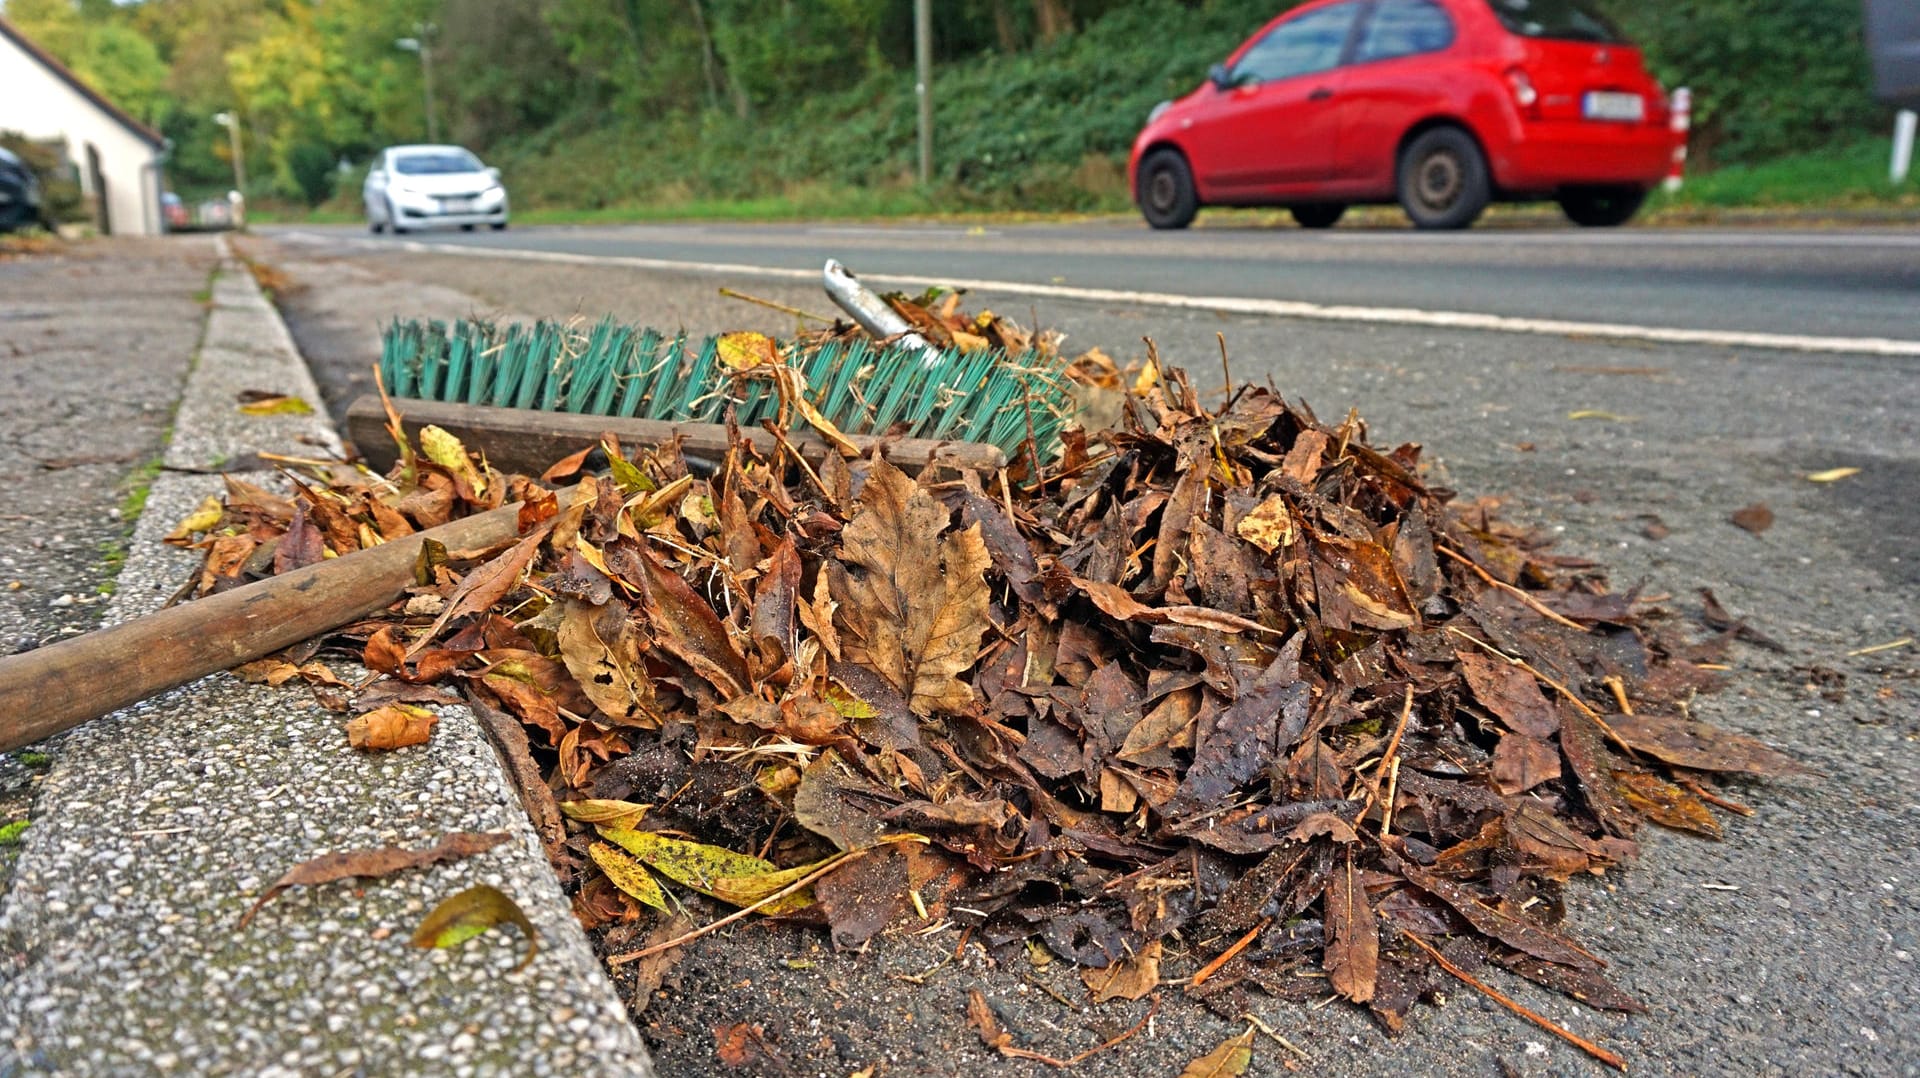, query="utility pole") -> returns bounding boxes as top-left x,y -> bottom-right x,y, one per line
212,111 -> 246,194
914,0 -> 932,185
396,24 -> 439,142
